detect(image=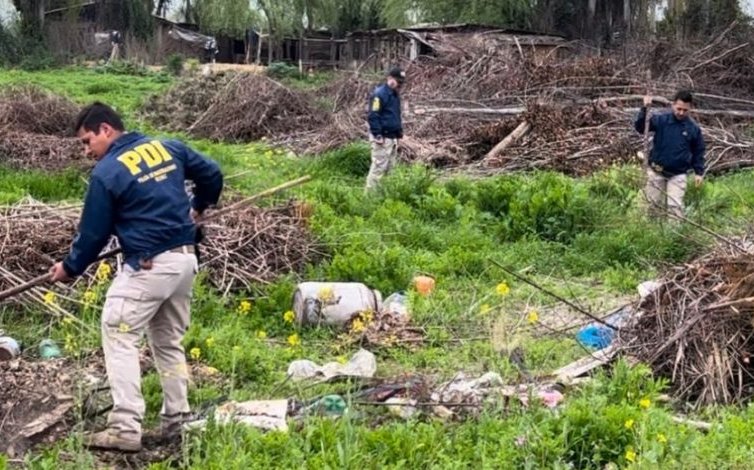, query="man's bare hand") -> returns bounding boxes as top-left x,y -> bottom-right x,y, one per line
49,262 -> 71,283
190,209 -> 203,225
694,175 -> 704,187
643,95 -> 653,107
